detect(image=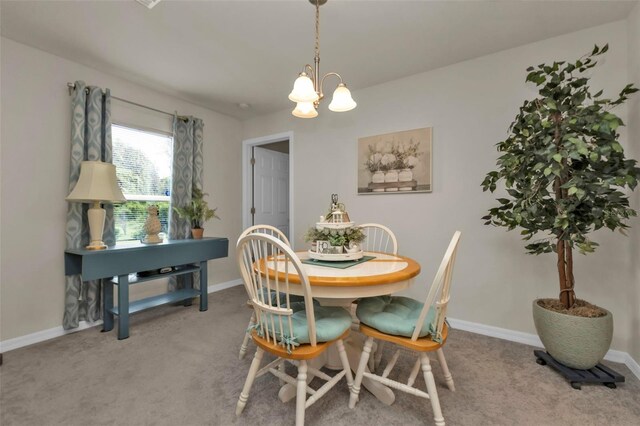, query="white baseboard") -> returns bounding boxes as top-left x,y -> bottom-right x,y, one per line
621,353 -> 640,380
447,317 -> 640,380
3,285 -> 638,382
0,278 -> 244,354
207,278 -> 243,293
0,319 -> 103,353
